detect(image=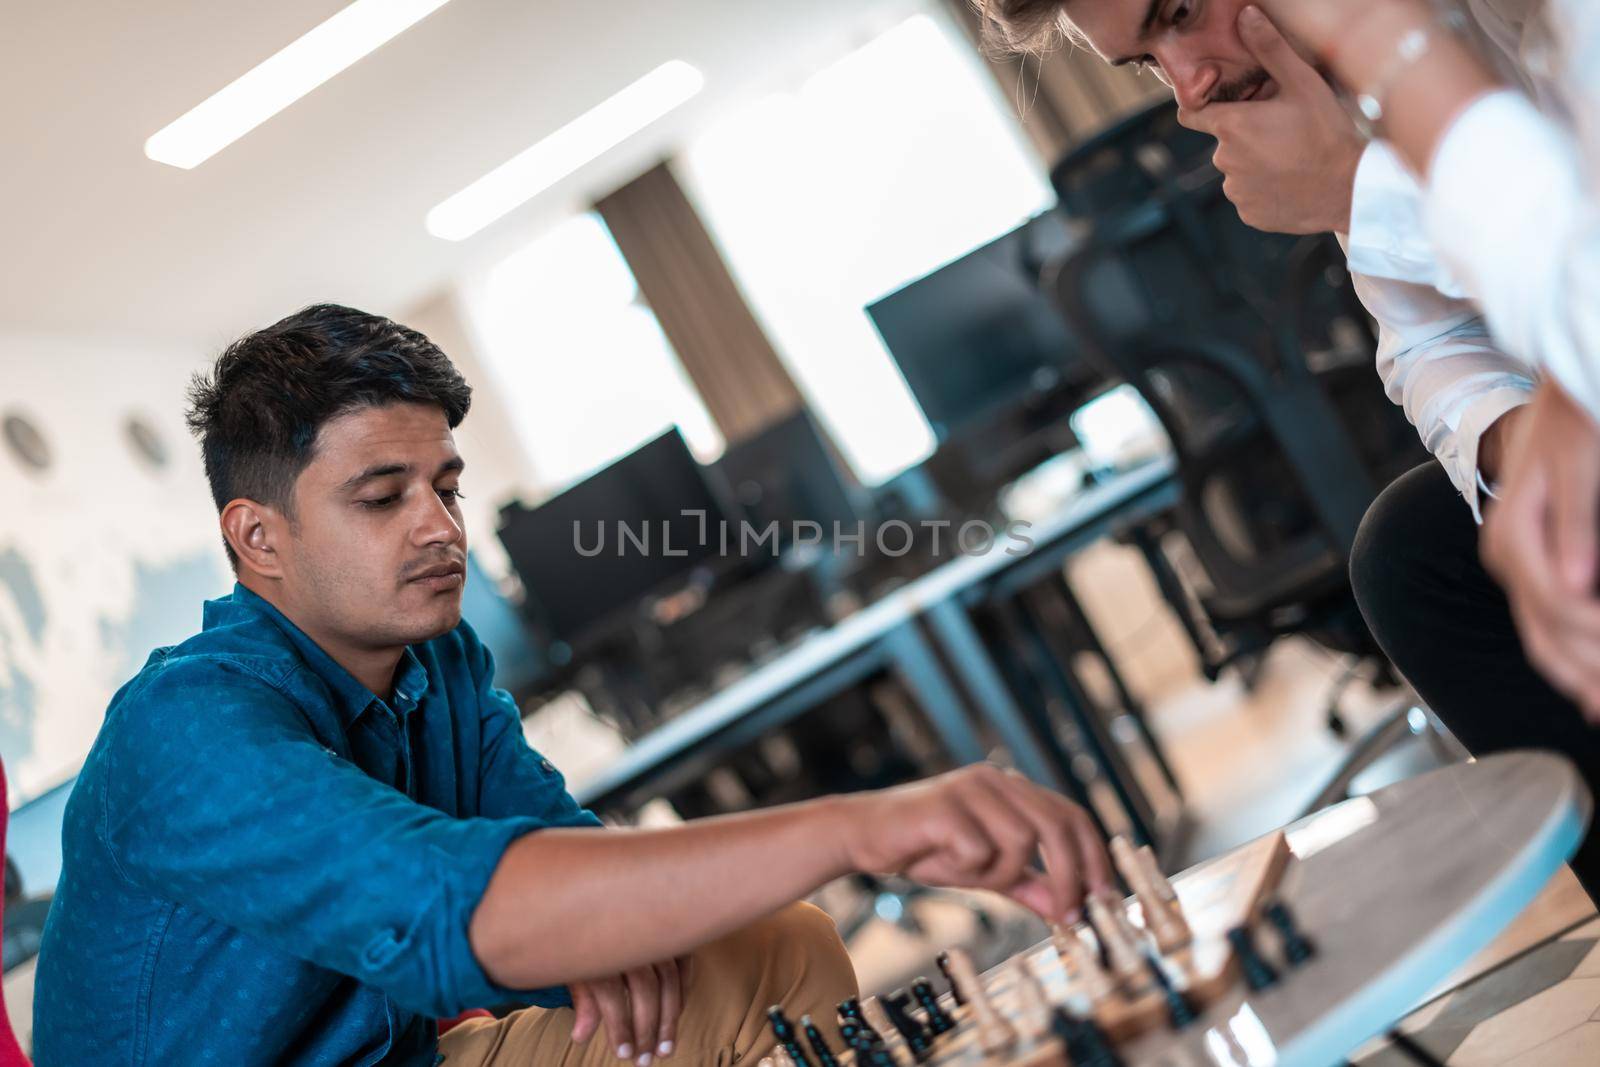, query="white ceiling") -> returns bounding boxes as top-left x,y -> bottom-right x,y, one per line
1,0 -> 915,348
